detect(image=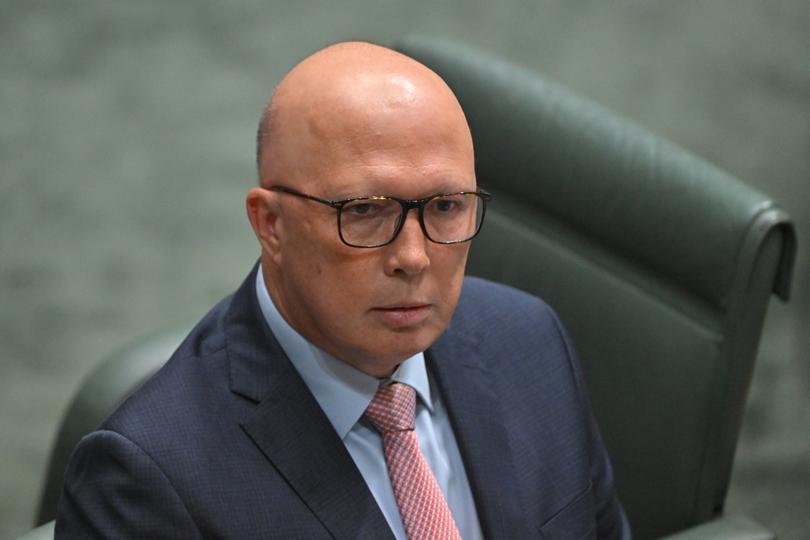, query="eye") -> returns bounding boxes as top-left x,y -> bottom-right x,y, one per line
347,203 -> 372,215
434,199 -> 458,212
428,194 -> 468,214
343,198 -> 390,218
